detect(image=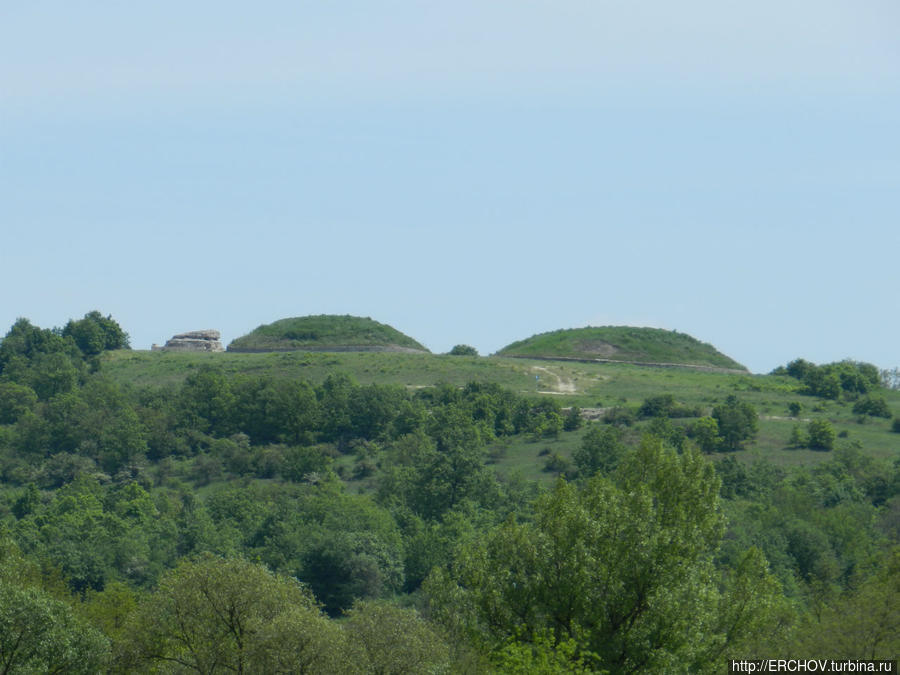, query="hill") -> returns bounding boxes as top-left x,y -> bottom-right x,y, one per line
227,315 -> 429,353
496,326 -> 747,371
